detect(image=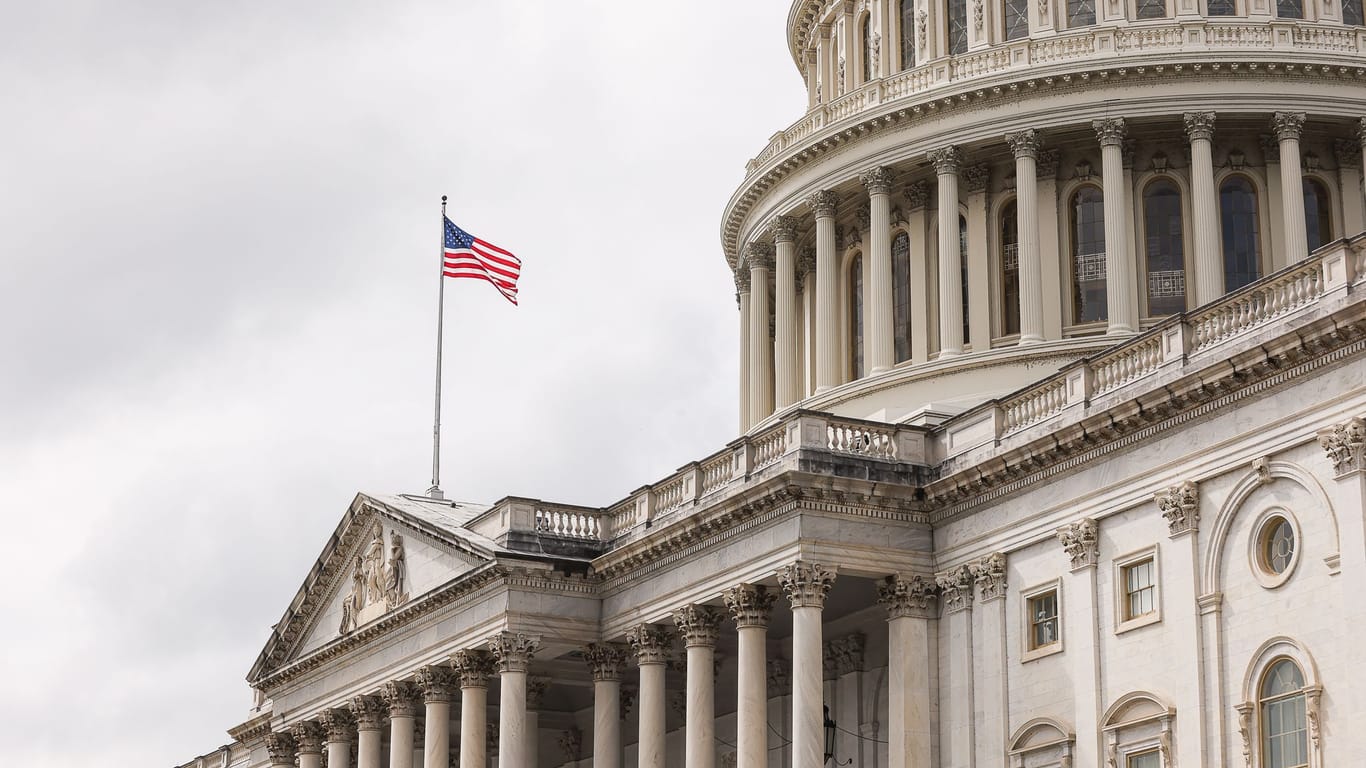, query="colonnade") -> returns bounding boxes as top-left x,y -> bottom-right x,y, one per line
737,110 -> 1327,431
262,562 -> 946,768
